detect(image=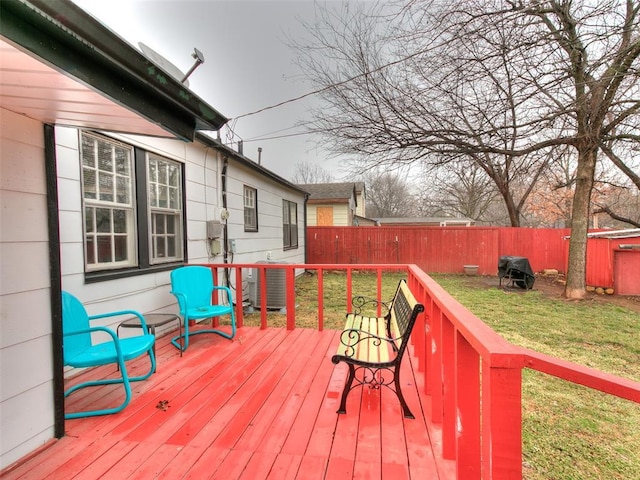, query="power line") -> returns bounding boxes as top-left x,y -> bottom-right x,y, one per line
230,42 -> 436,122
